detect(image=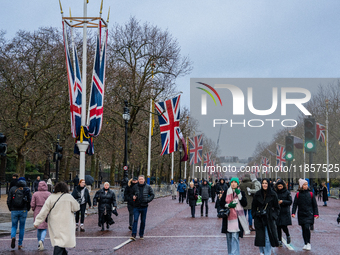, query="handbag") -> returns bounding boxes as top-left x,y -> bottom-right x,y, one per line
196,195 -> 202,206
218,208 -> 230,218
45,193 -> 65,223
